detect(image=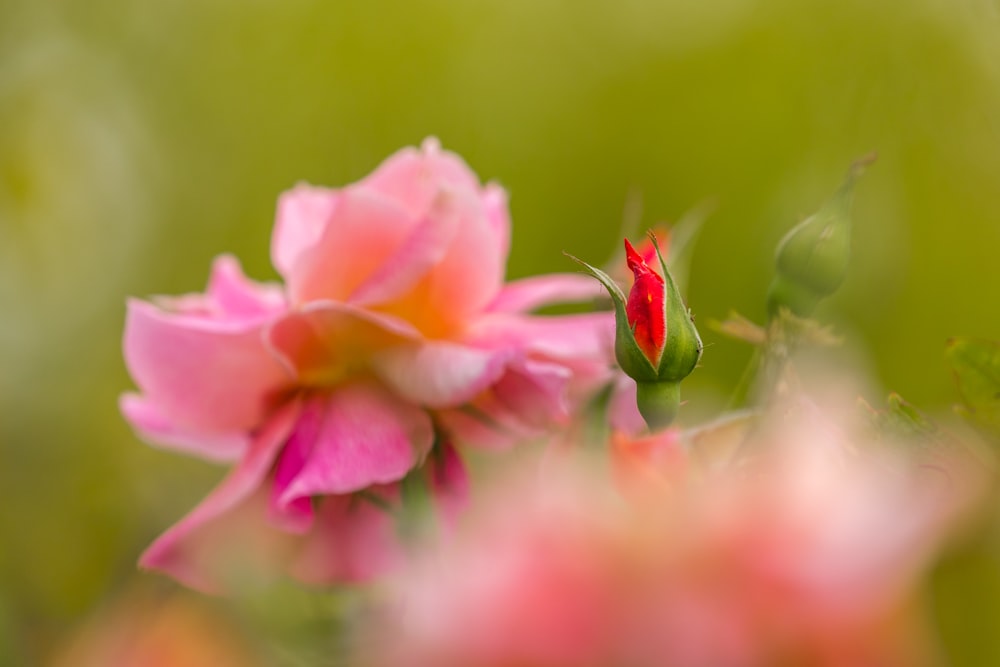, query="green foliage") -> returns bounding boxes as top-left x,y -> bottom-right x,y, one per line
947,337 -> 1000,441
